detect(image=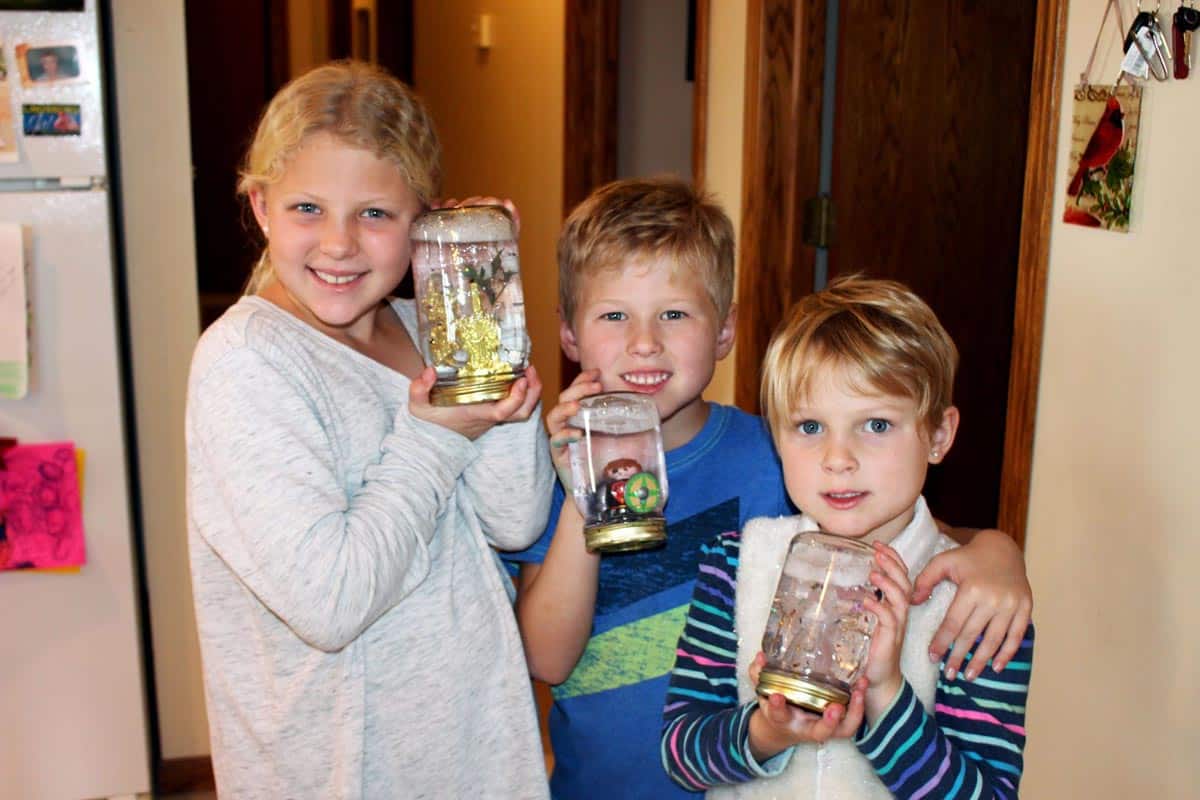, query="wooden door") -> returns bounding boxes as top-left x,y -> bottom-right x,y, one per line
828,2 -> 1036,529
737,0 -> 1067,543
